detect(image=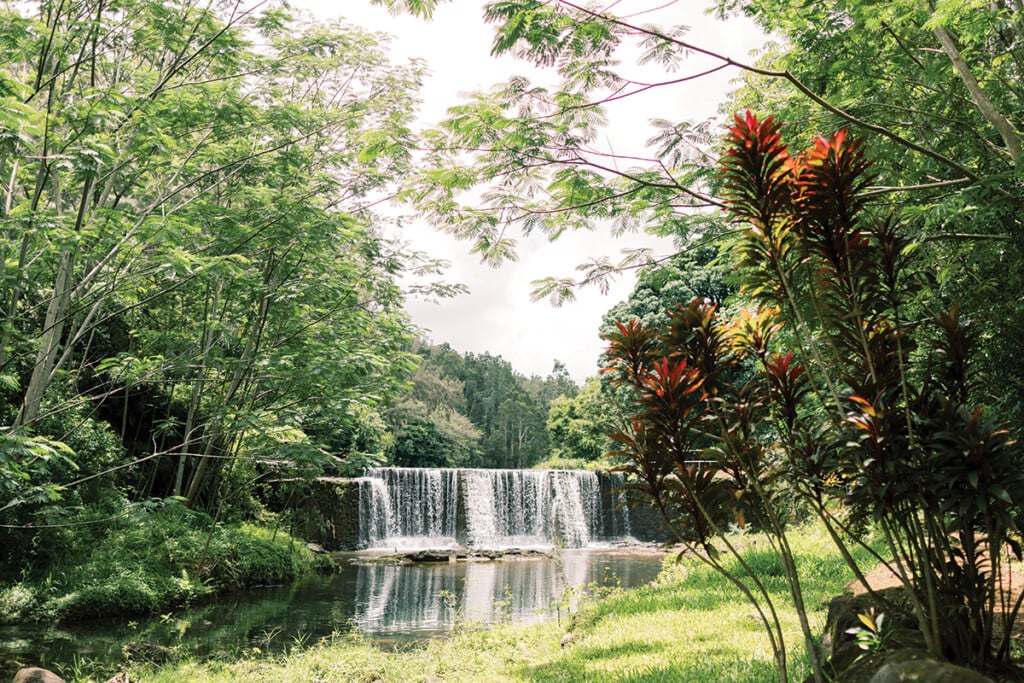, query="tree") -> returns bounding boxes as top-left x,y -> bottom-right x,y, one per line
373,0 -> 1024,429
396,343 -> 574,469
0,1 -> 426,520
451,350 -> 551,468
522,360 -> 578,405
716,0 -> 1024,426
386,358 -> 482,468
601,245 -> 735,333
605,113 -> 1023,680
545,377 -> 616,463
